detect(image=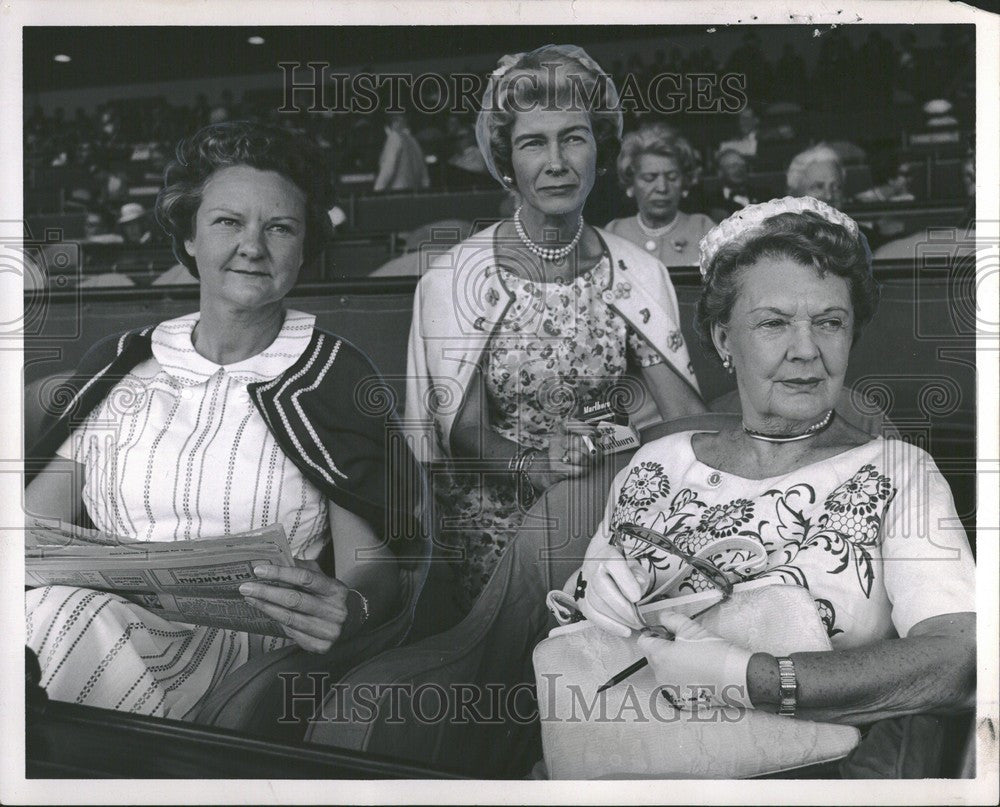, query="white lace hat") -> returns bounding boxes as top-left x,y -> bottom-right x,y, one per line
698,195 -> 862,277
